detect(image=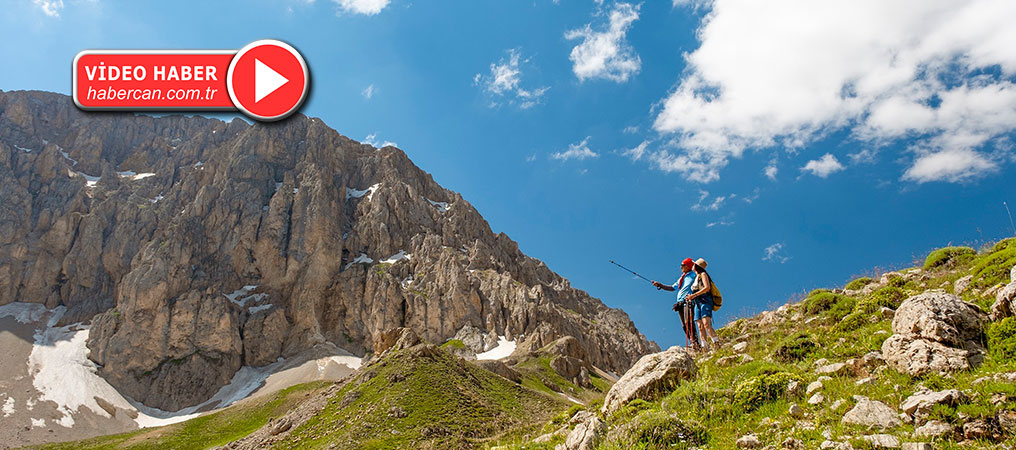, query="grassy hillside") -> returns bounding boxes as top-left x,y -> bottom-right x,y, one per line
34,382 -> 332,450
30,343 -> 580,450
268,344 -> 569,449
496,238 -> 1016,449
